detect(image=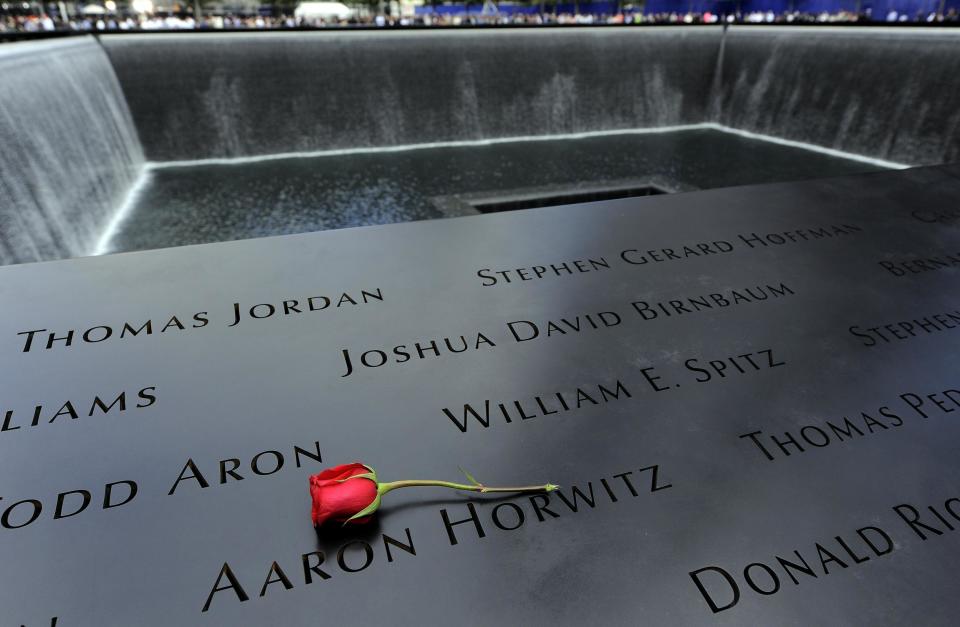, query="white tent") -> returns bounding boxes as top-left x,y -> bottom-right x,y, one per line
294,1 -> 353,20
81,3 -> 107,13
